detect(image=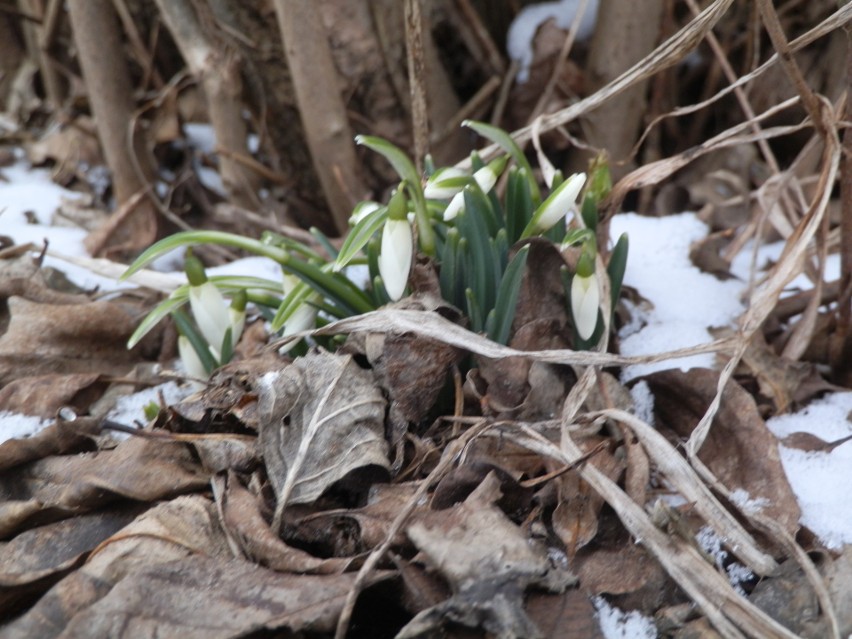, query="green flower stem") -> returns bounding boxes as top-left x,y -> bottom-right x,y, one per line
407,181 -> 435,257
